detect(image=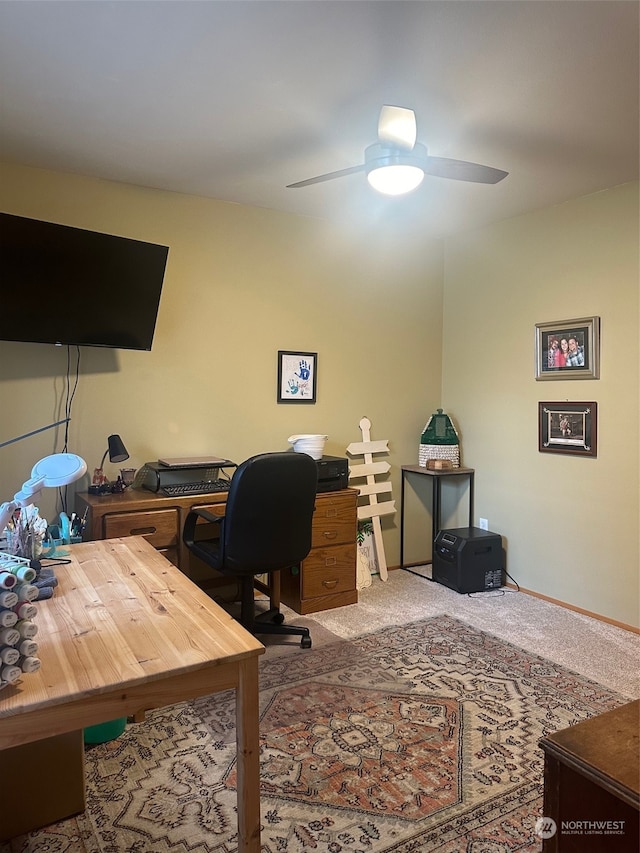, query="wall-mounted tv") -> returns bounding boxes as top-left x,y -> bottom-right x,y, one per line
0,213 -> 169,351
